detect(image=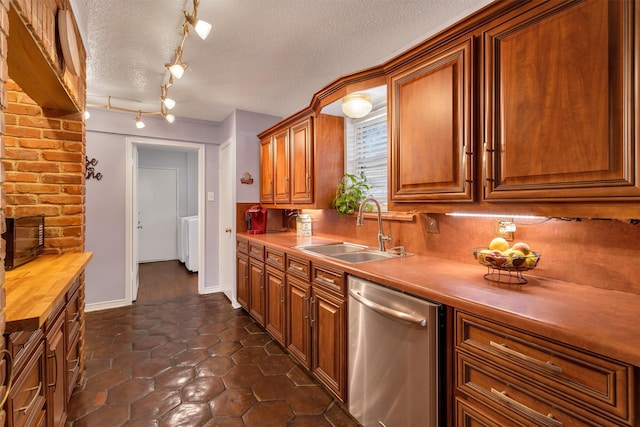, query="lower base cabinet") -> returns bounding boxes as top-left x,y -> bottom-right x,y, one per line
455,310 -> 637,426
4,278 -> 84,427
5,330 -> 46,427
